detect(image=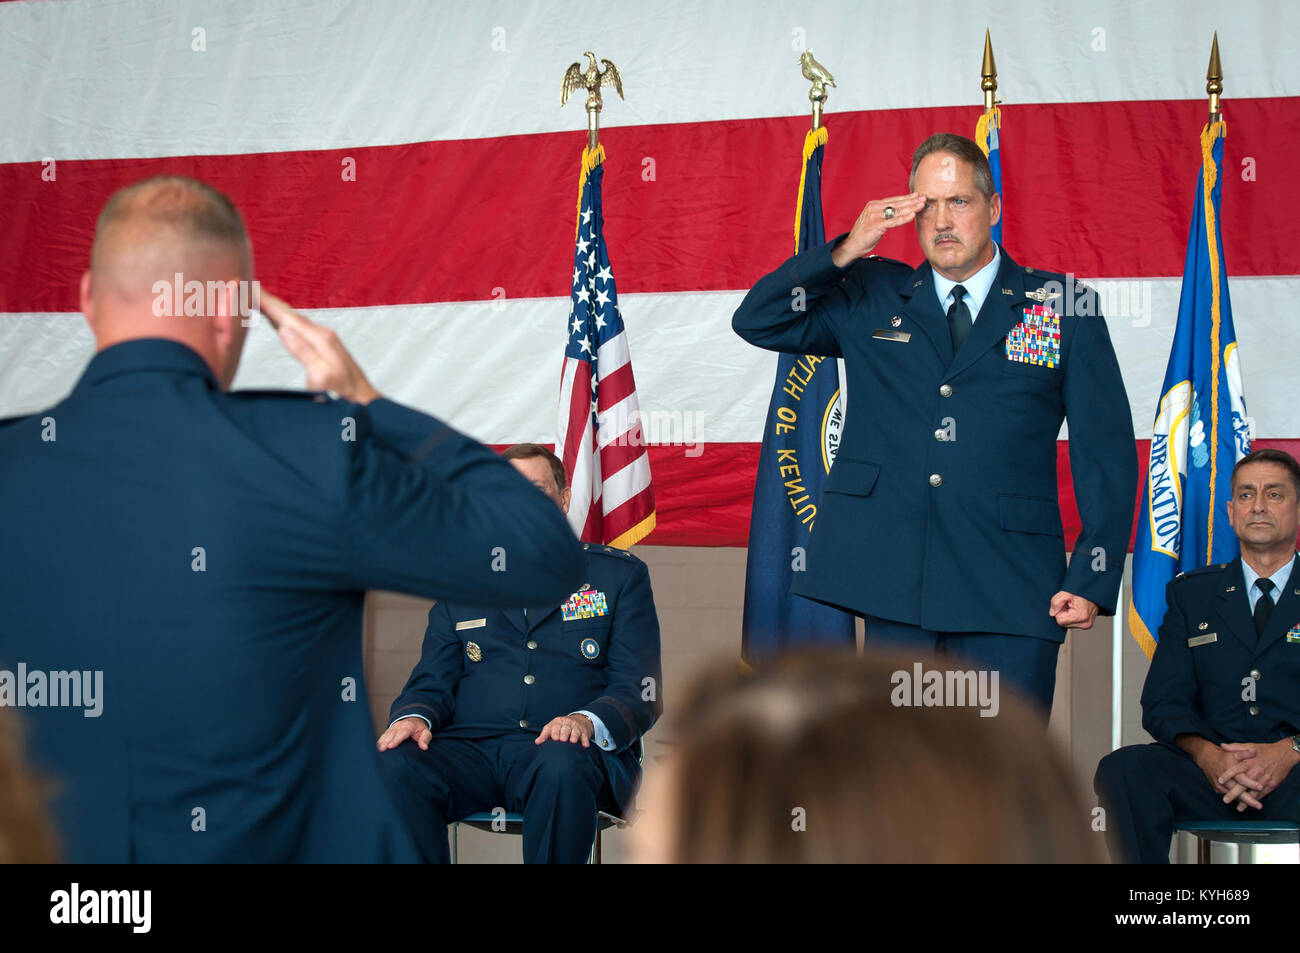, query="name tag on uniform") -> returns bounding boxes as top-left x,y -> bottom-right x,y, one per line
1188,632 -> 1217,647
871,329 -> 911,343
455,618 -> 487,631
